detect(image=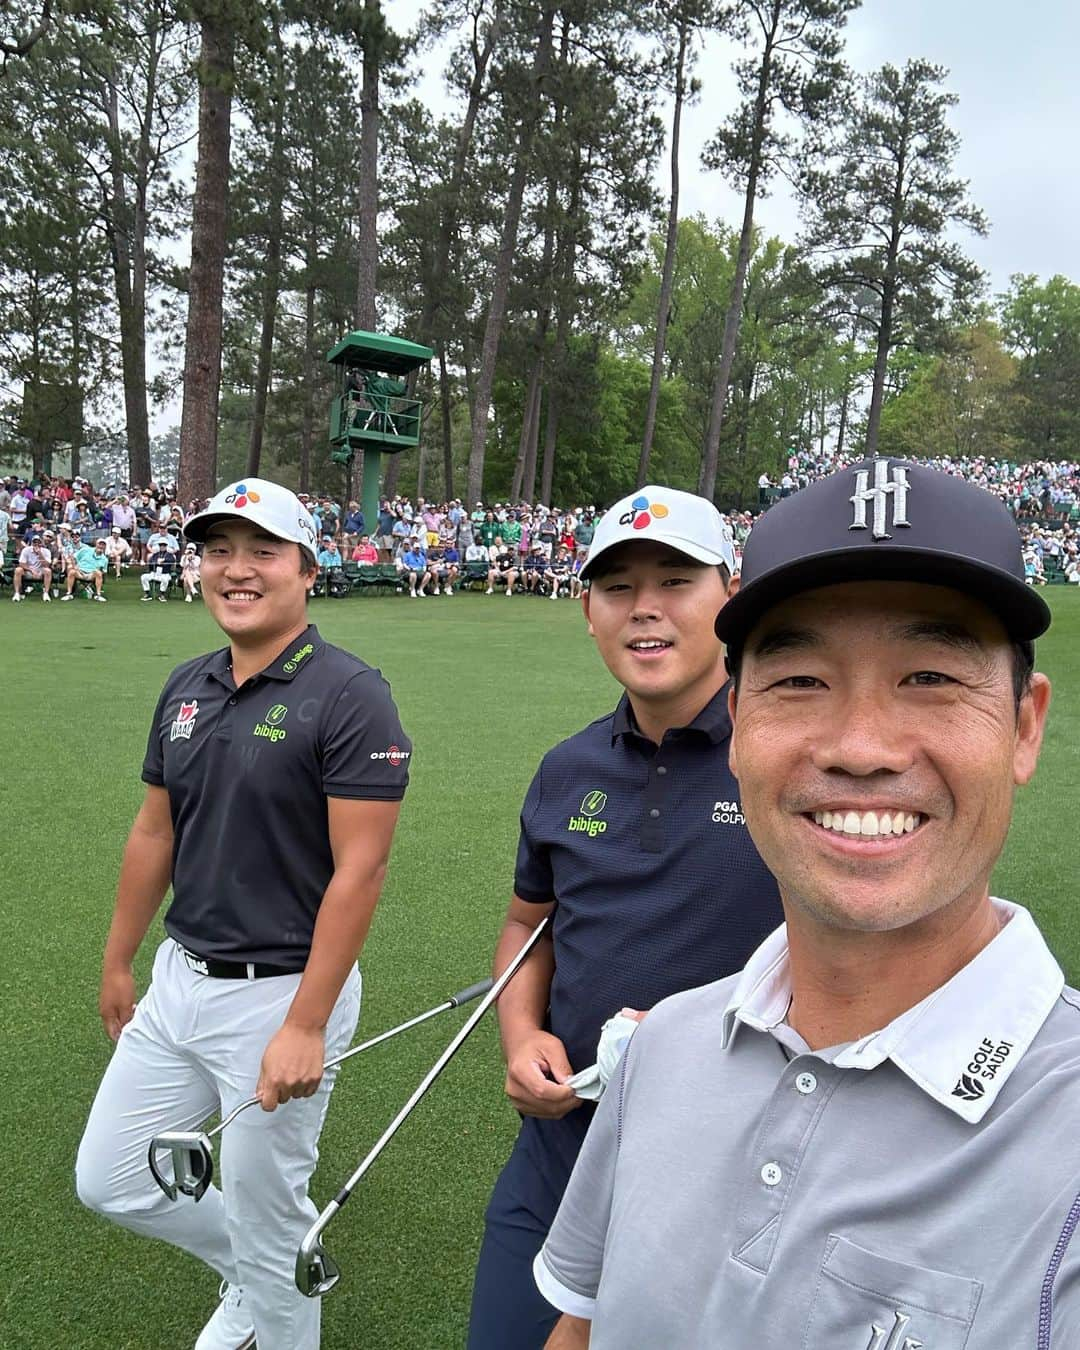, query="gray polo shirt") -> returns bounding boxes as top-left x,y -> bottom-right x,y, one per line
535,900 -> 1080,1348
